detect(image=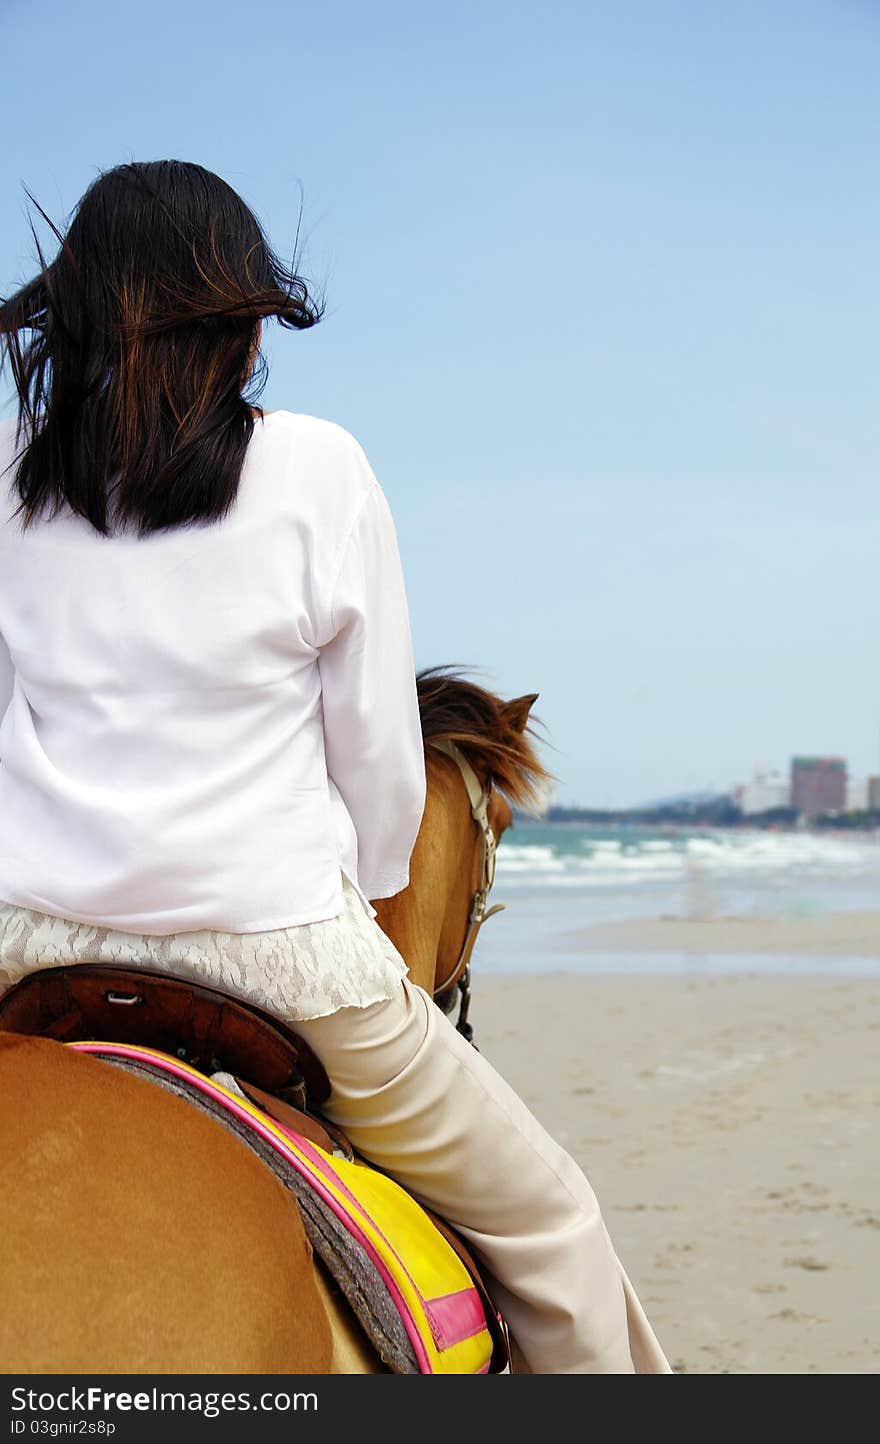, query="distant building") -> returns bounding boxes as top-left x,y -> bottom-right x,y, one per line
869,776 -> 880,810
847,777 -> 869,811
790,757 -> 847,816
739,768 -> 789,815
